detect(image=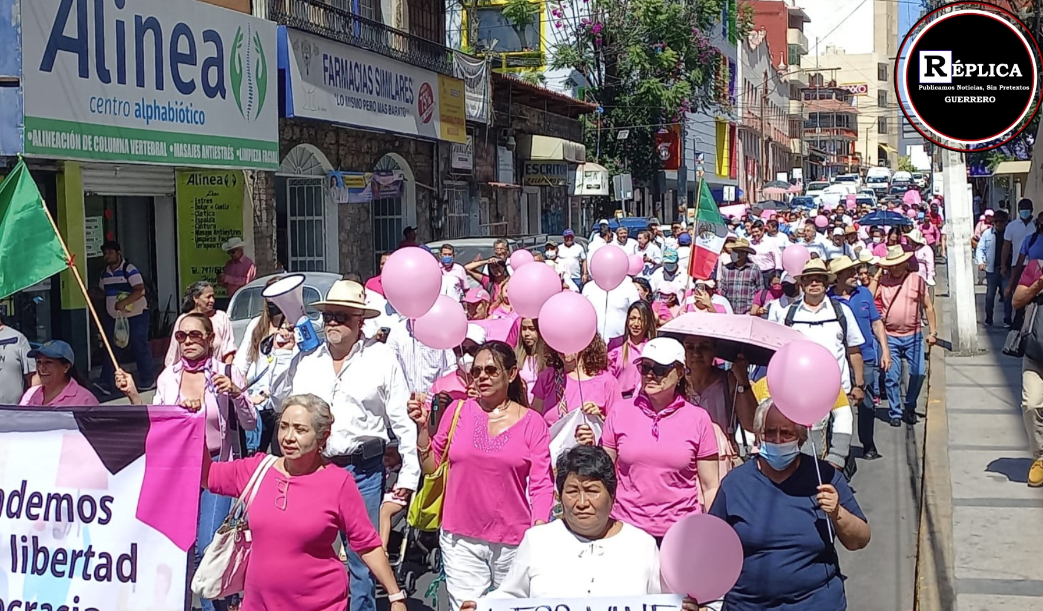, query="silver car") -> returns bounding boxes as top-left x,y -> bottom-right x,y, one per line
227,272 -> 343,346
